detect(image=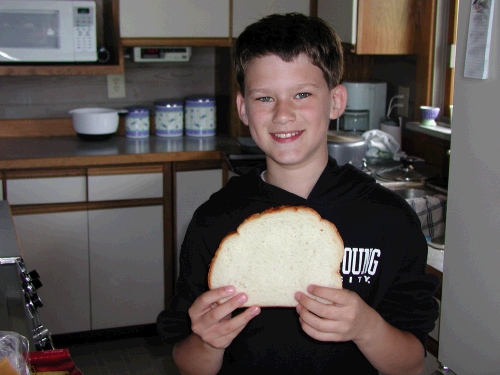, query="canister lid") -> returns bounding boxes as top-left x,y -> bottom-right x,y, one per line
155,100 -> 183,108
126,106 -> 150,114
185,97 -> 216,106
